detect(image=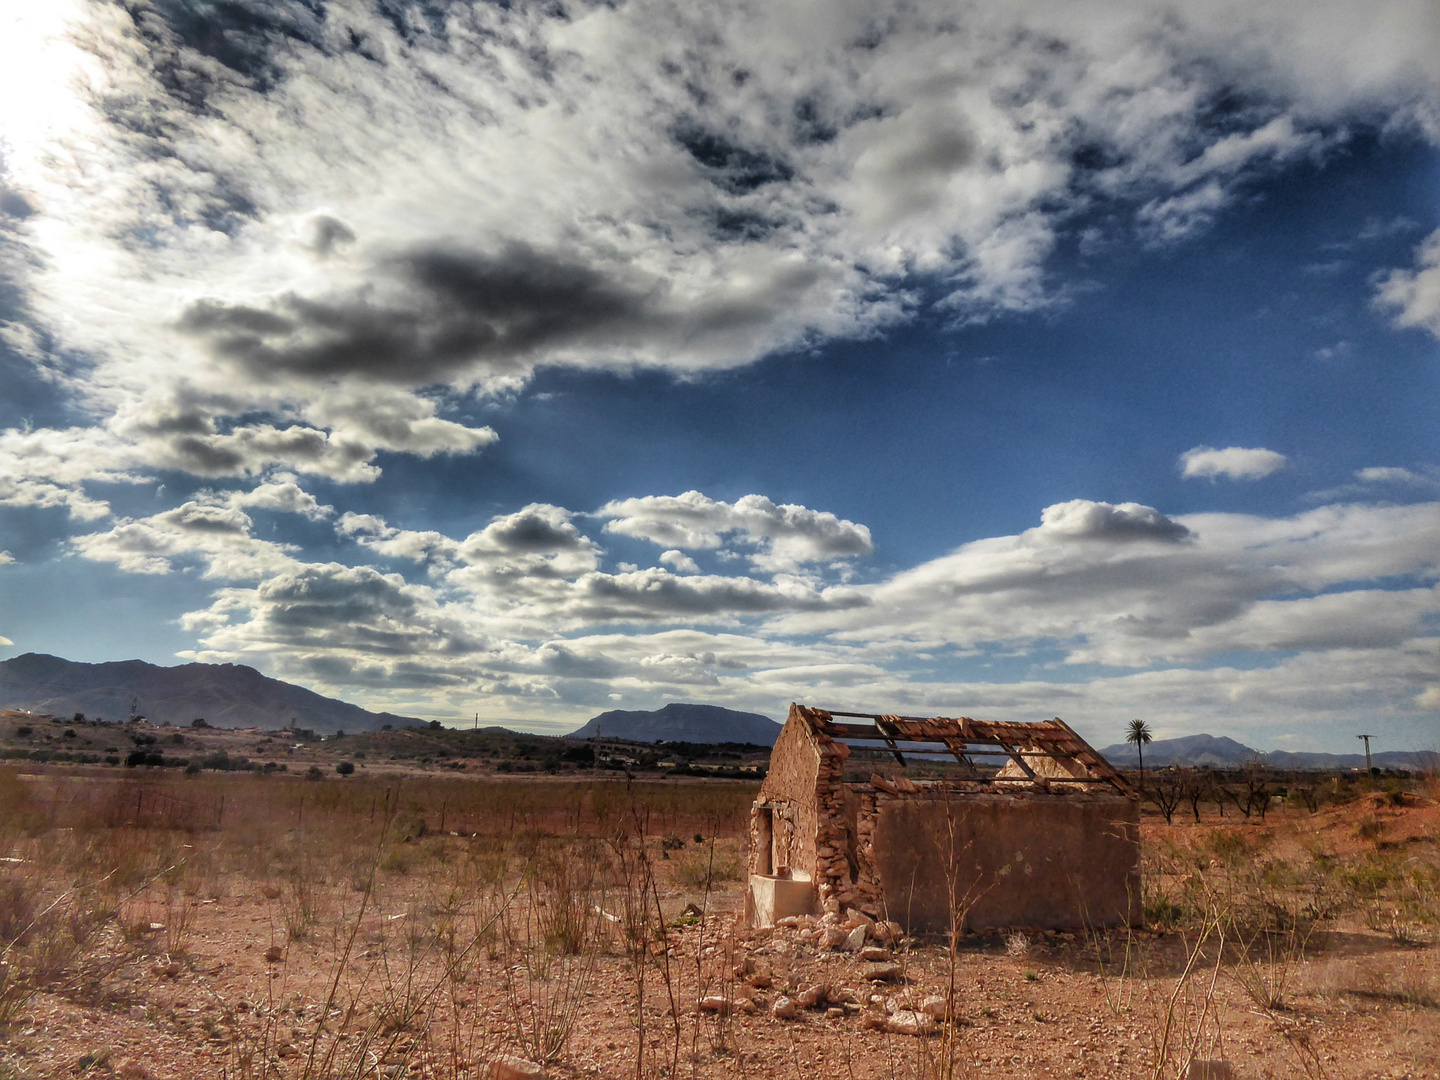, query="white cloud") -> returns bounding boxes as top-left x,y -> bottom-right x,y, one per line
1179,445 -> 1289,480
0,551 -> 13,565
1358,466 -> 1422,484
228,477 -> 333,520
778,499 -> 1440,667
659,549 -> 701,574
131,490 -> 1439,744
599,491 -> 872,570
1356,465 -> 1440,488
70,500 -> 302,578
1375,228 -> 1440,338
